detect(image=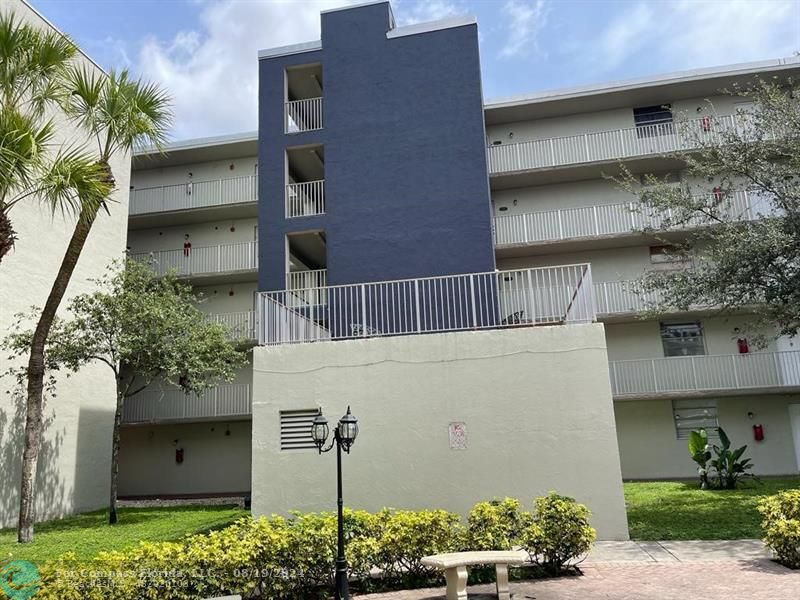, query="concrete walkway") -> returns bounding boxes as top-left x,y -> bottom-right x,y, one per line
357,540 -> 800,599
